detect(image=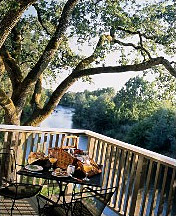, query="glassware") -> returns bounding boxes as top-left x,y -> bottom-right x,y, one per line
67,165 -> 75,176
83,150 -> 89,163
49,156 -> 57,171
83,164 -> 92,181
83,150 -> 88,156
68,148 -> 75,155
